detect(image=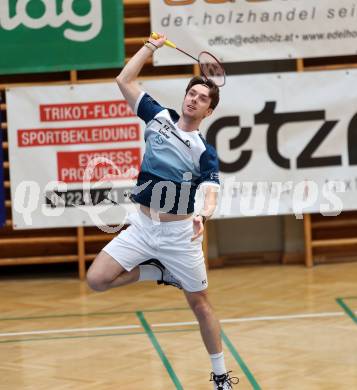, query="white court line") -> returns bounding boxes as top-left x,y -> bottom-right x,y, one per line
152,311 -> 351,328
0,324 -> 141,337
0,310 -> 355,338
